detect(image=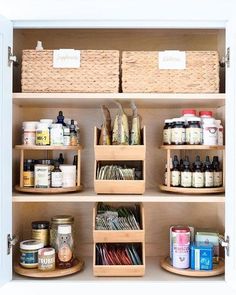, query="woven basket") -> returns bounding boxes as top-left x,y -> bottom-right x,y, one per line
22,50 -> 119,93
122,51 -> 219,93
